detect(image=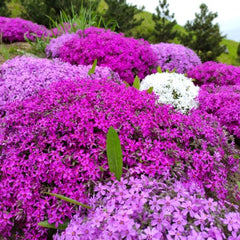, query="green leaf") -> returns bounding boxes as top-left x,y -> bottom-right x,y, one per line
171,68 -> 176,73
237,181 -> 240,190
147,86 -> 153,94
123,81 -> 130,88
43,192 -> 92,209
38,220 -> 69,230
88,58 -> 98,75
106,126 -> 123,181
133,76 -> 140,90
157,66 -> 162,73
